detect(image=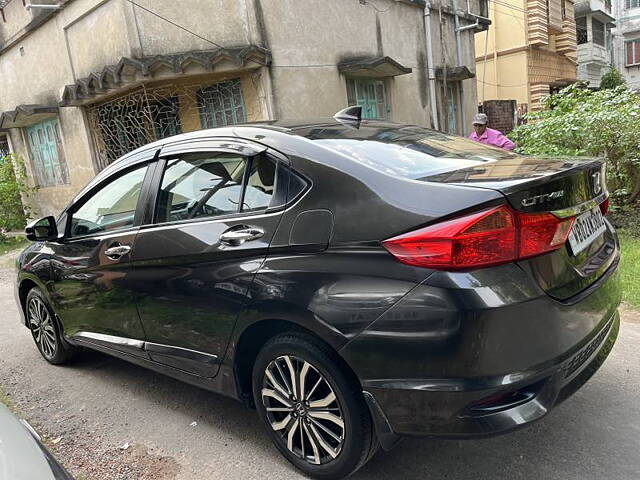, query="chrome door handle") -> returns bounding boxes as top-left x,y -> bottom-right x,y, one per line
104,243 -> 131,260
220,227 -> 265,246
